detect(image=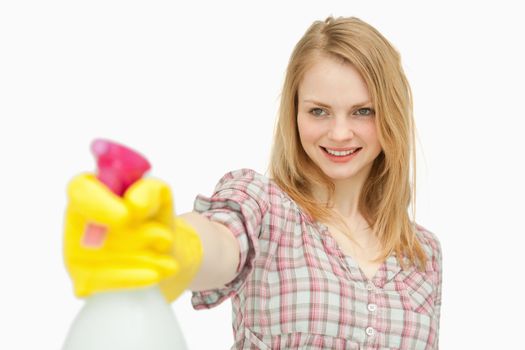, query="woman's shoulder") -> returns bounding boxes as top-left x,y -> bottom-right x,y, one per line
213,168 -> 270,192
213,168 -> 287,200
215,168 -> 268,184
413,223 -> 443,265
214,168 -> 298,209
